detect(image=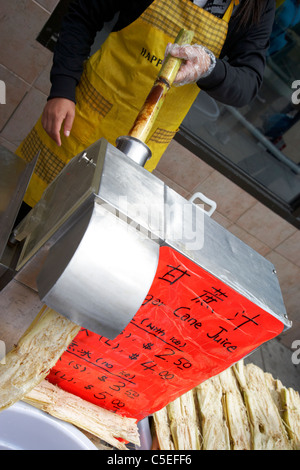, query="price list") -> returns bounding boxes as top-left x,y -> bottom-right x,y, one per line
47,246 -> 284,420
